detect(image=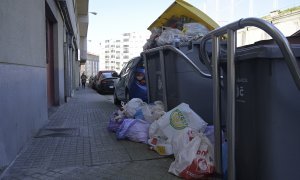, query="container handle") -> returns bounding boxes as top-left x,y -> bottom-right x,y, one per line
200,17 -> 300,90
142,45 -> 212,78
